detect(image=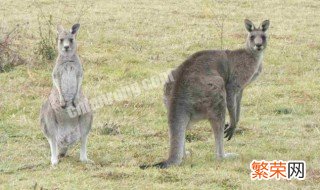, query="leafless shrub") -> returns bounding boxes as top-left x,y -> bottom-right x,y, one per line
0,23 -> 28,72
211,0 -> 237,50
34,14 -> 57,61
